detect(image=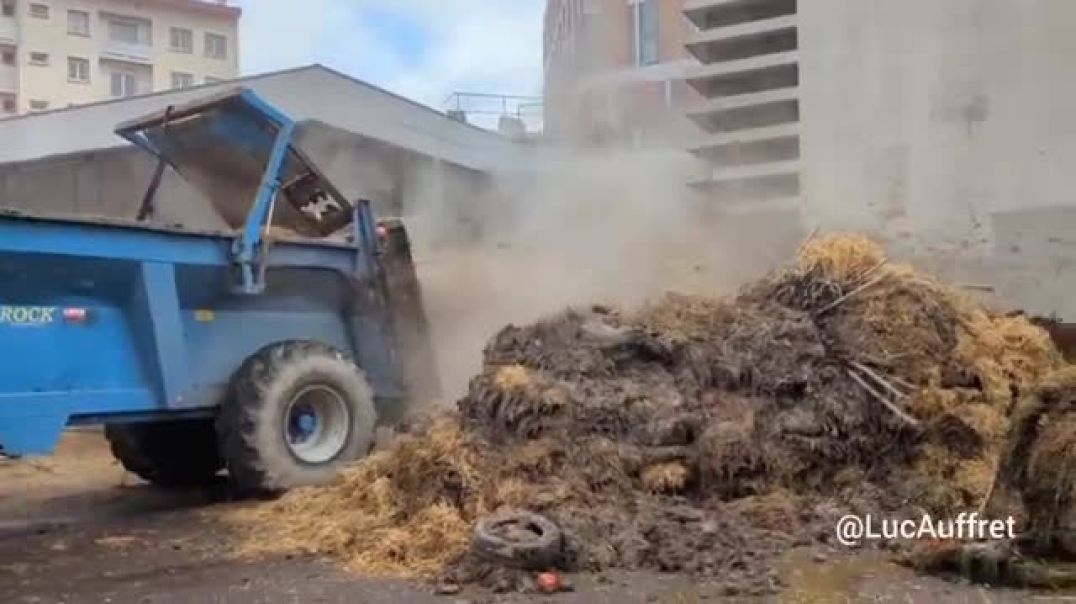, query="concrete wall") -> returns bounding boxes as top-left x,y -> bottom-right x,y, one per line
709,199 -> 805,284
293,123 -> 489,240
0,146 -> 229,229
990,206 -> 1076,319
798,0 -> 1076,258
398,156 -> 490,250
291,122 -> 400,215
